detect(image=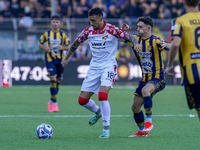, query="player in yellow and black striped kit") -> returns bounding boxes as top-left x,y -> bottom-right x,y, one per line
39,15 -> 70,112
166,0 -> 200,121
122,16 -> 170,137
